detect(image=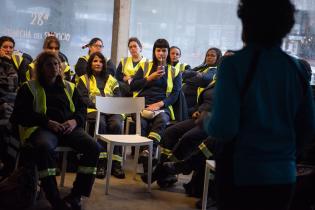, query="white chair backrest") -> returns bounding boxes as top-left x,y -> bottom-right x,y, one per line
95,96 -> 144,135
